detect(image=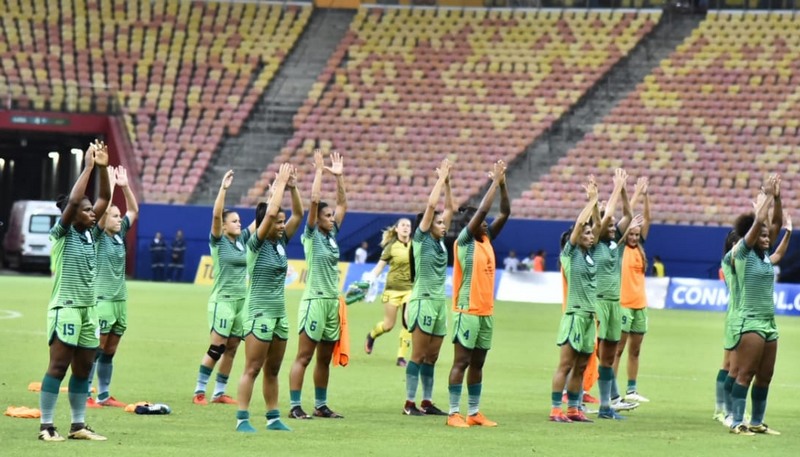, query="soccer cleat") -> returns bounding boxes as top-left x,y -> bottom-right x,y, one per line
313,405 -> 344,419
192,393 -> 208,405
98,396 -> 126,408
598,407 -> 625,420
566,407 -> 594,423
749,423 -> 780,436
236,420 -> 257,433
730,424 -> 755,436
549,407 -> 572,423
38,426 -> 65,442
467,412 -> 497,427
420,401 -> 447,416
580,403 -> 598,415
611,397 -> 639,411
582,392 -> 600,404
266,419 -> 292,431
403,401 -> 425,416
68,425 -> 107,441
211,394 -> 236,405
86,397 -> 102,409
624,391 -> 650,403
288,406 -> 312,420
365,333 -> 375,354
446,413 -> 470,428
396,357 -> 407,367
723,415 -> 734,428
